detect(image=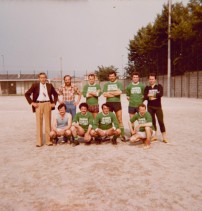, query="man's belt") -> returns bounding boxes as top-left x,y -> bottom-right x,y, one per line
36,100 -> 50,103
